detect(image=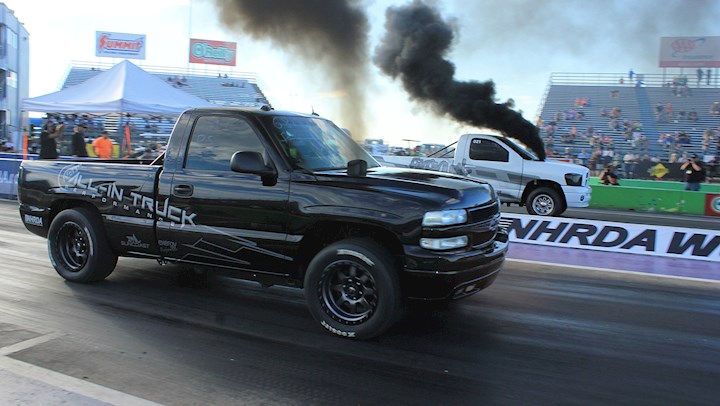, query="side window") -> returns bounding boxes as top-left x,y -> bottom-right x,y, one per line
185,116 -> 265,171
469,139 -> 509,162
